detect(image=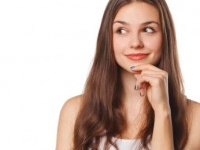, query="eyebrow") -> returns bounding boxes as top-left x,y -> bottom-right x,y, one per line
113,21 -> 130,26
113,20 -> 160,26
